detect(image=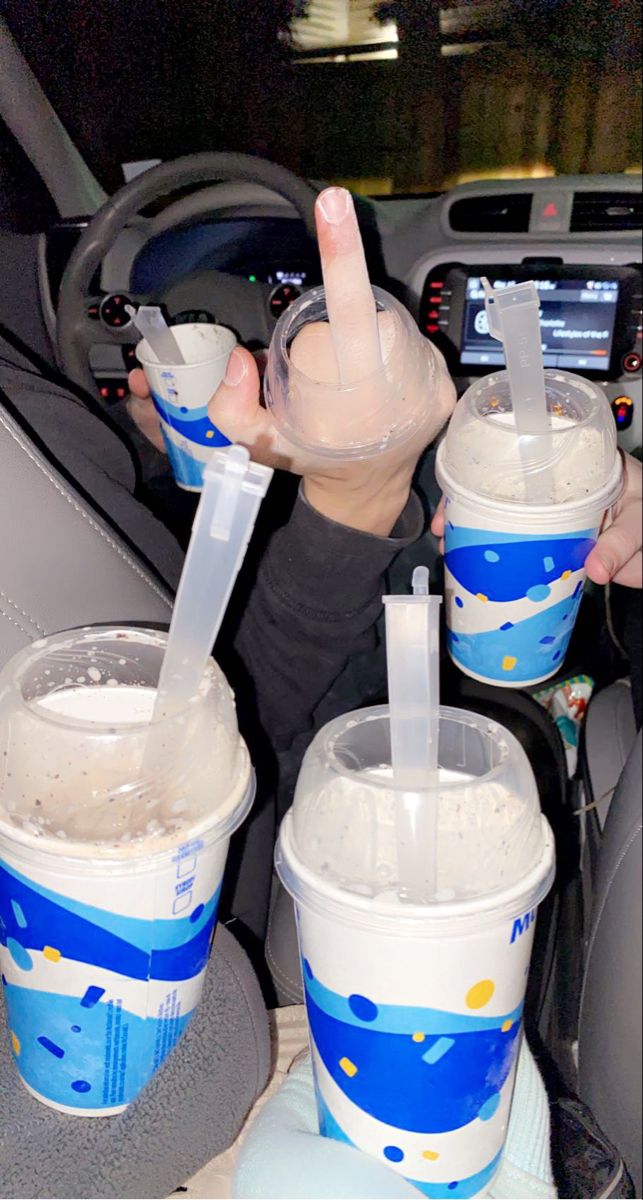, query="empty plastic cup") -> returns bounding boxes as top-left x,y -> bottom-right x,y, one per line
0,626 -> 253,1115
264,284 -> 445,461
276,704 -> 554,1198
136,323 -> 236,491
436,369 -> 622,687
